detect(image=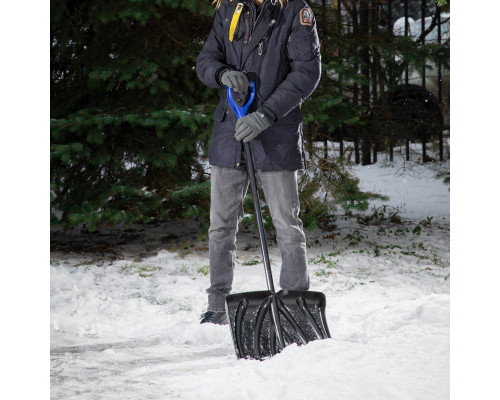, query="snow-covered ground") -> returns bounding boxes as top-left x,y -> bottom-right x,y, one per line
50,148 -> 450,399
